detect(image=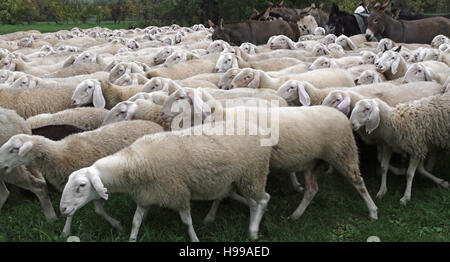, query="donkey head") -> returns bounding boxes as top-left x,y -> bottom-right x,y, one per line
366,0 -> 392,41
